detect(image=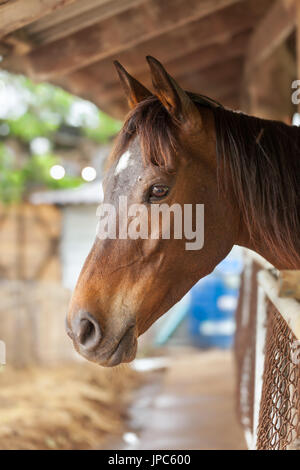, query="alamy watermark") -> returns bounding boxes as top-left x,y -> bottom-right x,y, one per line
96,197 -> 204,250
292,80 -> 300,105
